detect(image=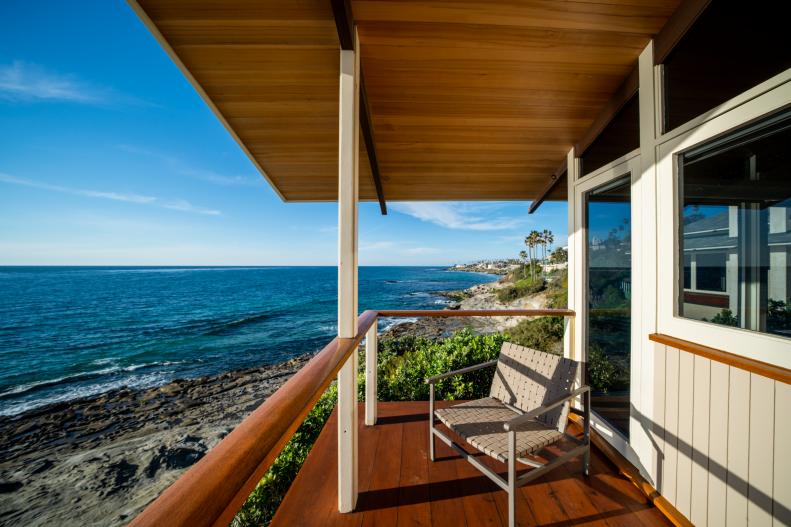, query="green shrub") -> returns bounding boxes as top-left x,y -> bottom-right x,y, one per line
507,316 -> 564,354
496,277 -> 546,302
706,309 -> 738,327
233,384 -> 338,527
545,269 -> 568,309
377,330 -> 507,401
587,344 -> 617,393
768,299 -> 791,334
